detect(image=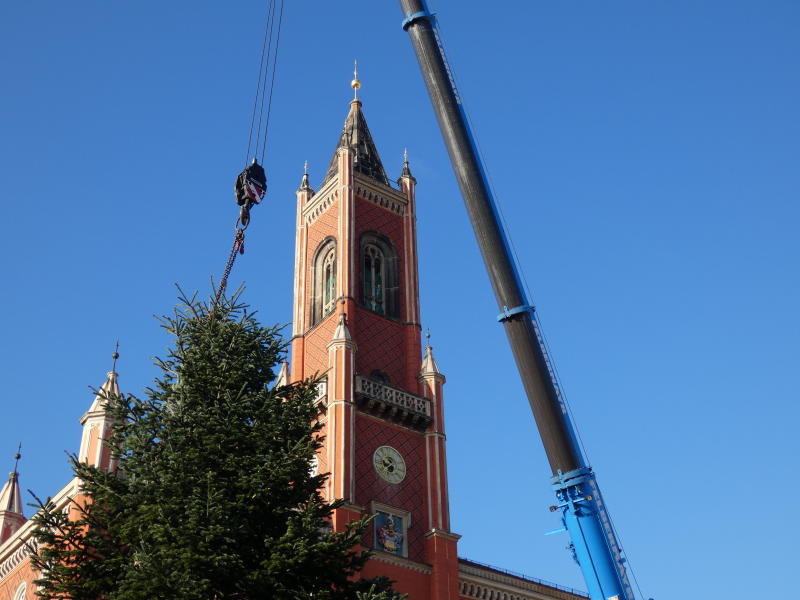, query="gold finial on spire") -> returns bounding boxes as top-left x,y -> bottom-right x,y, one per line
351,60 -> 361,100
